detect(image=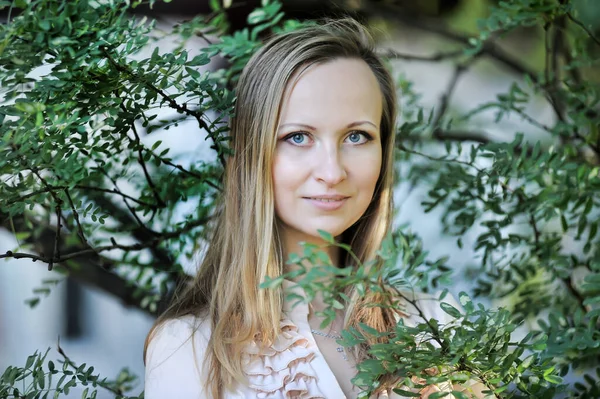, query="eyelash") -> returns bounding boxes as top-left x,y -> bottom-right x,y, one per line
283,130 -> 374,145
